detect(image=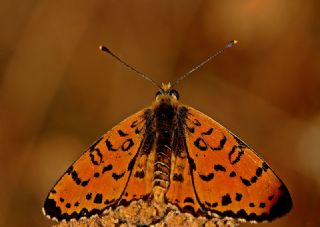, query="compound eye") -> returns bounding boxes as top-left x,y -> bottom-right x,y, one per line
169,89 -> 180,100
